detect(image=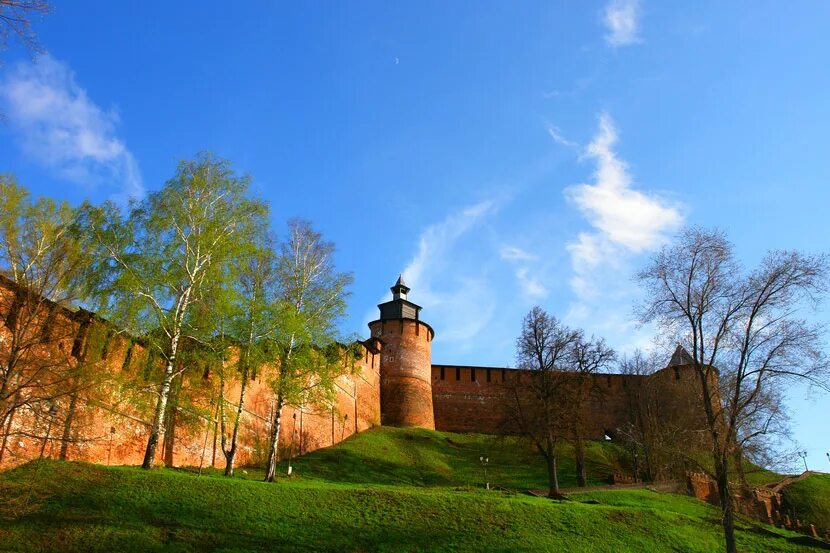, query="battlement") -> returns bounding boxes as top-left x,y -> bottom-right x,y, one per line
1,274 -> 709,471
